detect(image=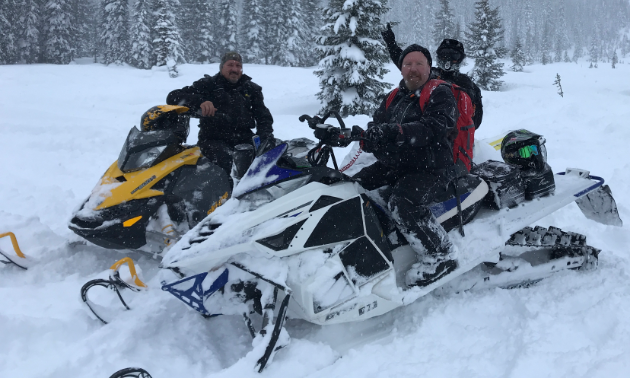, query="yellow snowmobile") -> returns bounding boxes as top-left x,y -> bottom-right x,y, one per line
69,105 -> 232,253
